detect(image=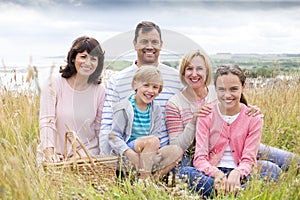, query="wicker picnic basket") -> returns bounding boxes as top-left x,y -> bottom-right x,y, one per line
43,131 -> 118,185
